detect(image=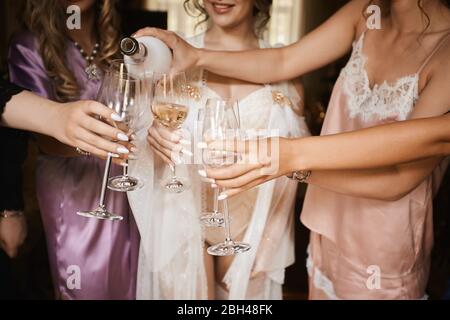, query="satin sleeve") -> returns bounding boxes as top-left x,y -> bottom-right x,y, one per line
8,33 -> 55,99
